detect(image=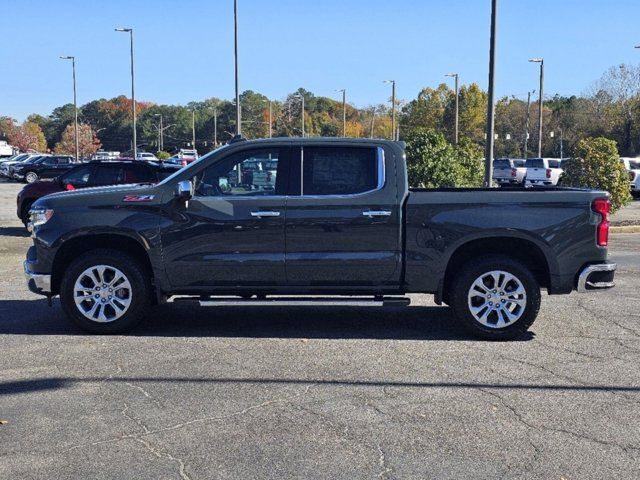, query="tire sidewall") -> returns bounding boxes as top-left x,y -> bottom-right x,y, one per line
60,249 -> 150,334
451,256 -> 541,340
25,172 -> 38,183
